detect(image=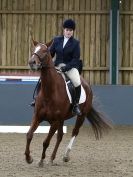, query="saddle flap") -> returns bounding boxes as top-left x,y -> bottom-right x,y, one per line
59,72 -> 86,104
66,83 -> 86,104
